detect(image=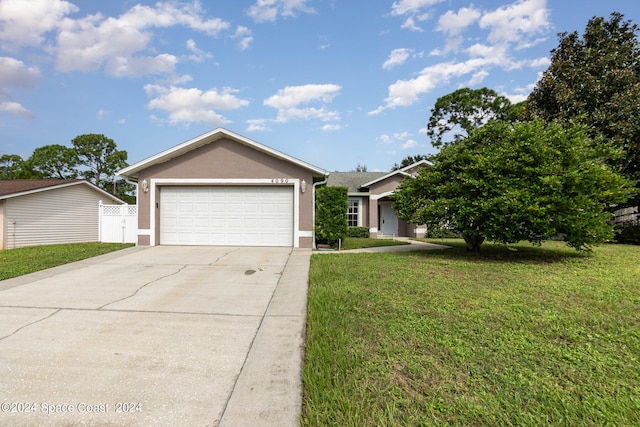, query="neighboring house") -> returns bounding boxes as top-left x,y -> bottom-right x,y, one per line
0,179 -> 124,250
326,160 -> 432,238
118,128 -> 328,248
